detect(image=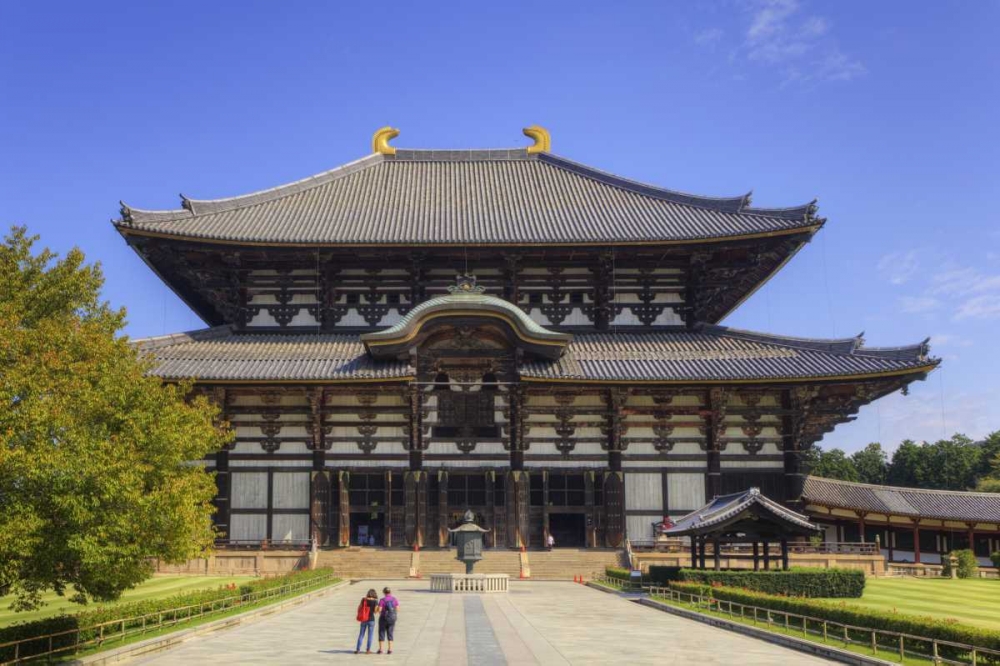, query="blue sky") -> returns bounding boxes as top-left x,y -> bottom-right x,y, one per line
2,1 -> 997,453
